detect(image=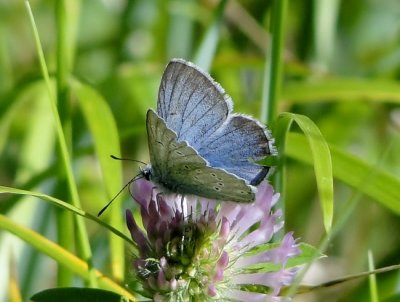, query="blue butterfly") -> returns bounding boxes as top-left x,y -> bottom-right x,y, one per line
142,59 -> 276,202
